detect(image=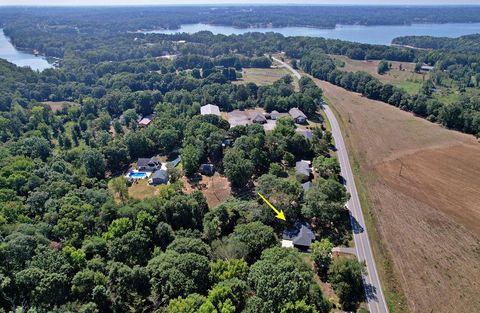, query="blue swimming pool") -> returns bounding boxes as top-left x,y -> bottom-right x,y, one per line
128,172 -> 148,179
